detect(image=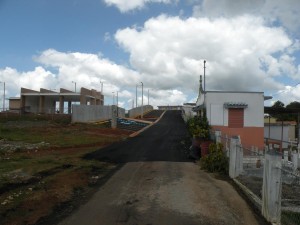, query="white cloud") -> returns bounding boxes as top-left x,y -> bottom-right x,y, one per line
103,0 -> 176,12
35,49 -> 140,93
115,15 -> 296,94
0,66 -> 56,98
271,84 -> 300,106
0,49 -> 188,109
193,0 -> 300,34
137,89 -> 187,106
